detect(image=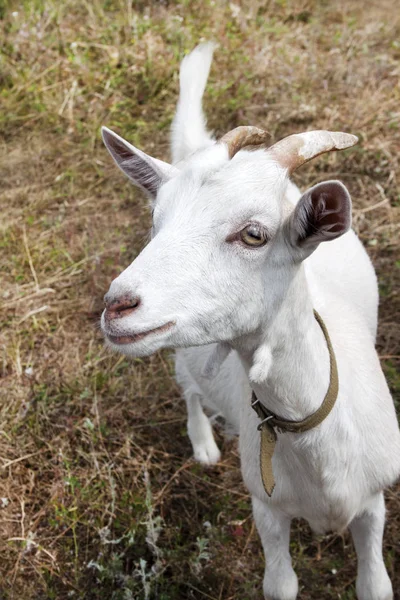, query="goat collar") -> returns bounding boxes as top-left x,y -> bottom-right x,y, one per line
251,309 -> 339,497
